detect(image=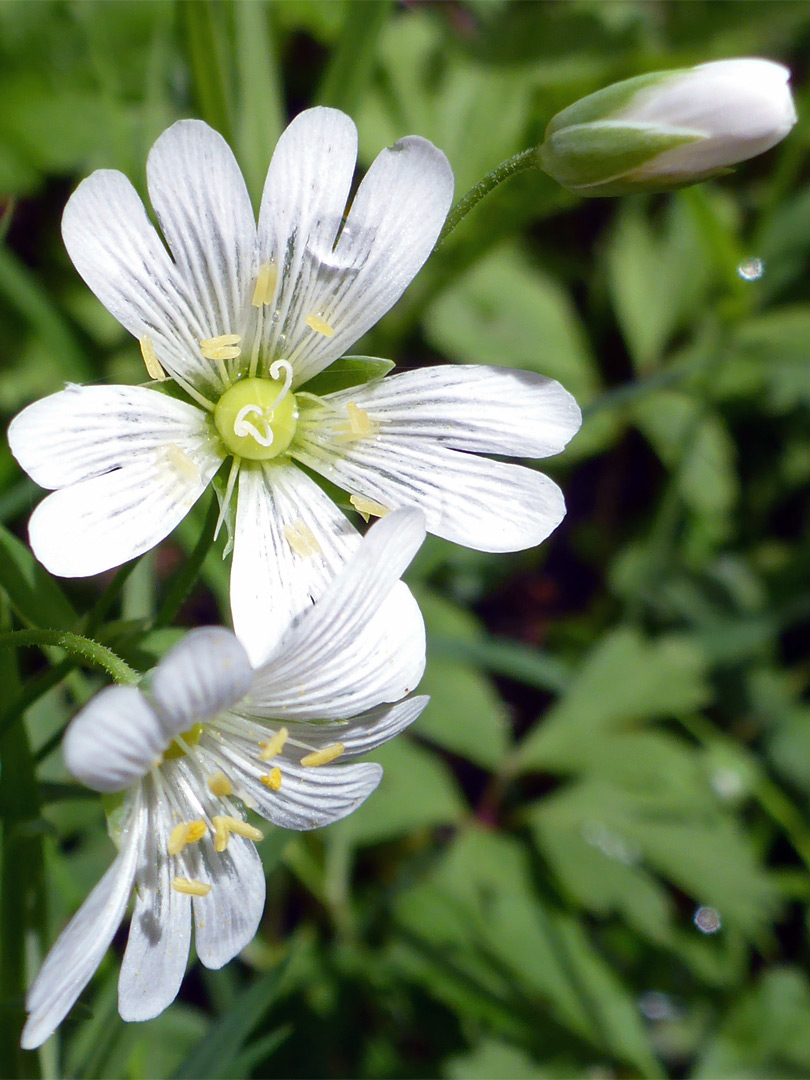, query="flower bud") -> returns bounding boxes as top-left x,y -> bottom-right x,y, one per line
539,58 -> 797,197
